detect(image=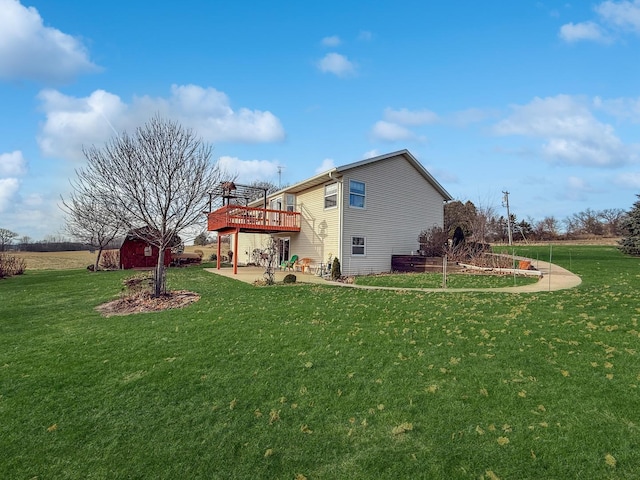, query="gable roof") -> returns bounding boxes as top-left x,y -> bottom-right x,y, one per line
267,149 -> 453,201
